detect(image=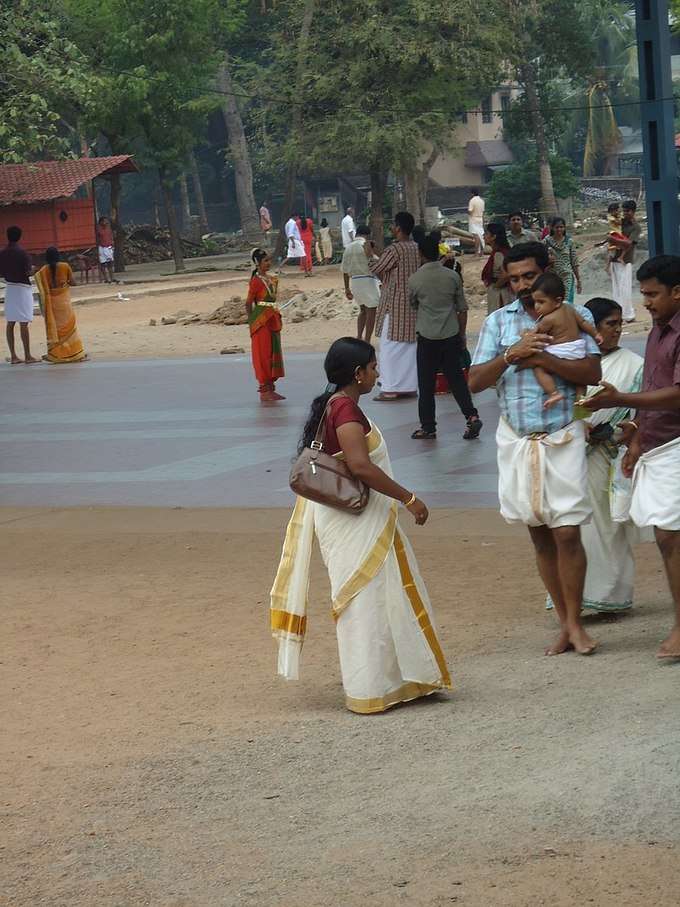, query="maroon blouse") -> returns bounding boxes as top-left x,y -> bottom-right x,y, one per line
323,396 -> 371,456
